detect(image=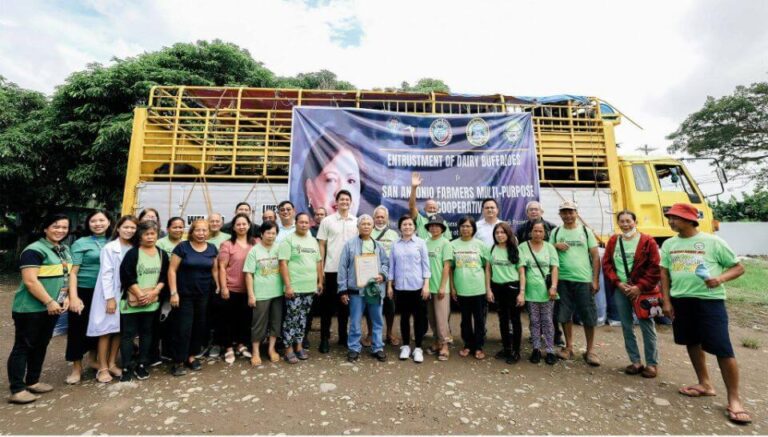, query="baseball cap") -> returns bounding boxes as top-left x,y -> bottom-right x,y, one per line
558,200 -> 578,211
